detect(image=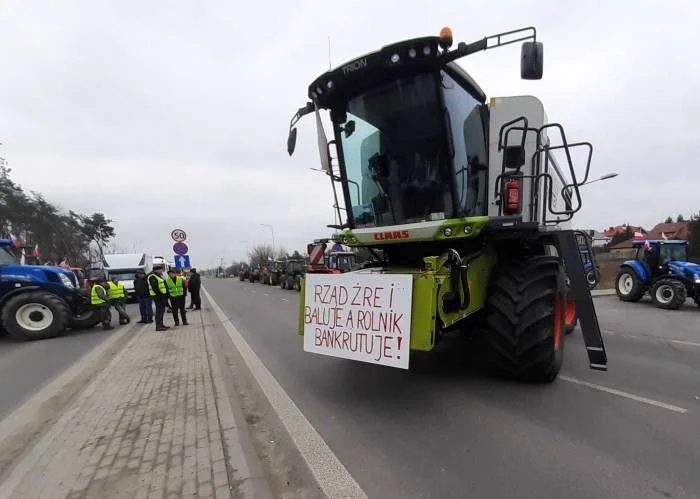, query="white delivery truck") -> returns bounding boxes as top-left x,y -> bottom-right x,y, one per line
104,253 -> 153,302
